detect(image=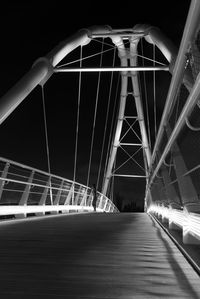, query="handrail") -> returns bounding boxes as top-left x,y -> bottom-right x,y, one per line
151,0 -> 200,167
0,157 -> 119,218
148,203 -> 200,245
148,68 -> 200,189
0,156 -> 84,188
